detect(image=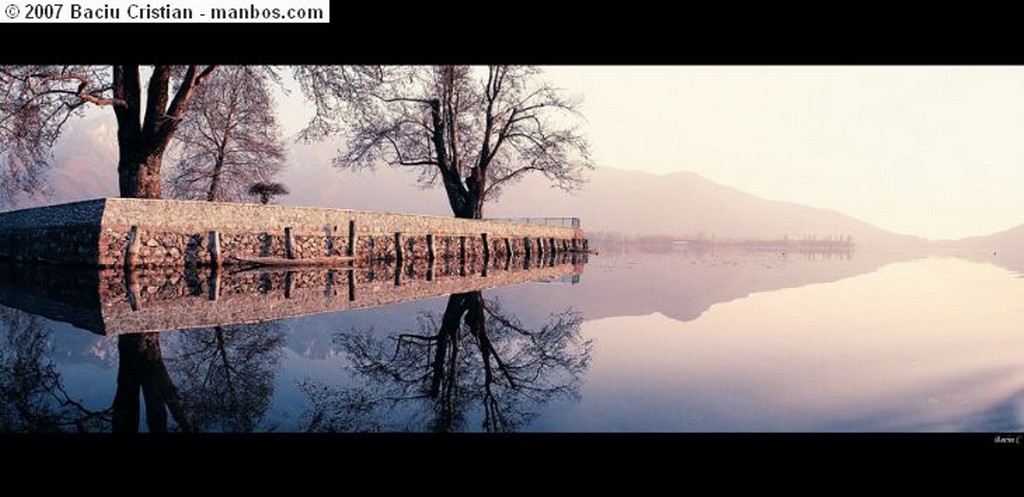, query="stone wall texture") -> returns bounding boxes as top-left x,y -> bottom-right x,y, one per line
0,198 -> 587,267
